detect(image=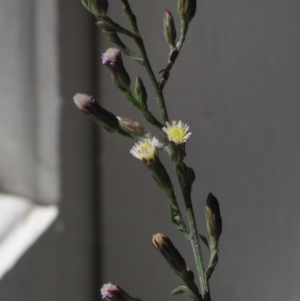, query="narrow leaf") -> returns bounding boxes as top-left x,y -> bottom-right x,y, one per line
171,286 -> 198,300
